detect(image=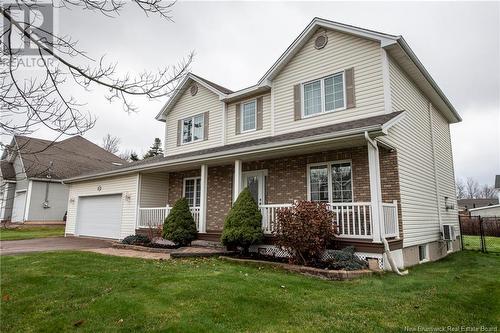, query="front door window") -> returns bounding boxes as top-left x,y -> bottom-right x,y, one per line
241,170 -> 267,206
